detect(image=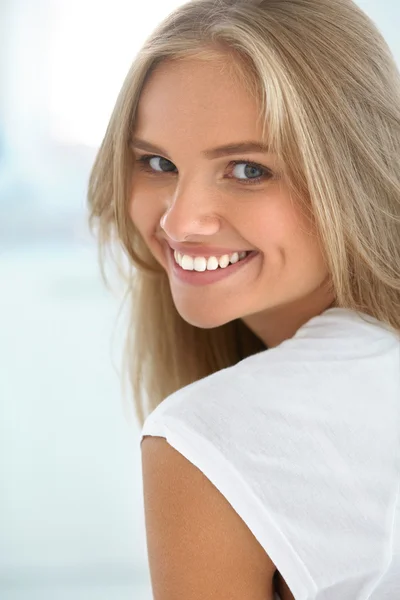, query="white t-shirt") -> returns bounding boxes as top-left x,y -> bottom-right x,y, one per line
140,308 -> 400,599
